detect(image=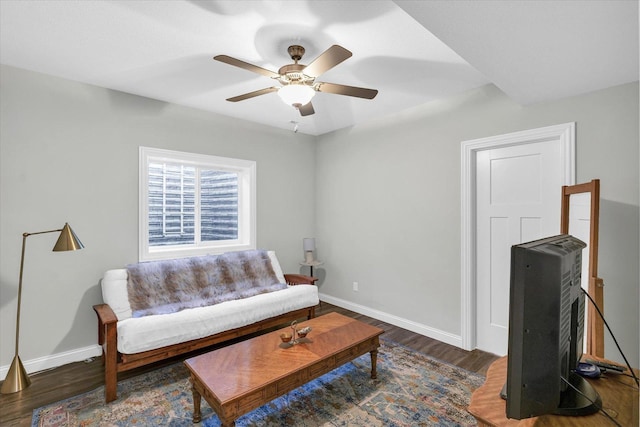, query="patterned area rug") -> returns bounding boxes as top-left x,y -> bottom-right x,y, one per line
32,340 -> 484,426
